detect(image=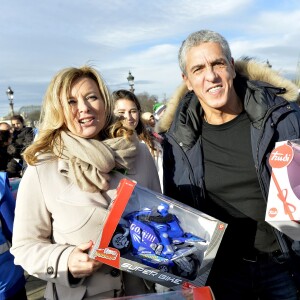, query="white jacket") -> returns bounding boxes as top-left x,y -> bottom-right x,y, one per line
11,143 -> 161,300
